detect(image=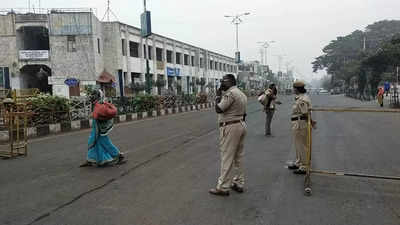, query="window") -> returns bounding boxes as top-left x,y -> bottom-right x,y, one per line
215,62 -> 218,71
191,56 -> 195,66
176,52 -> 181,64
200,58 -> 204,68
97,38 -> 101,54
0,67 -> 10,89
121,39 -> 126,56
156,47 -> 163,61
210,60 -> 213,70
0,67 -> 4,87
167,50 -> 173,63
143,45 -> 147,58
67,36 -> 76,52
129,41 -> 139,57
184,54 -> 189,66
